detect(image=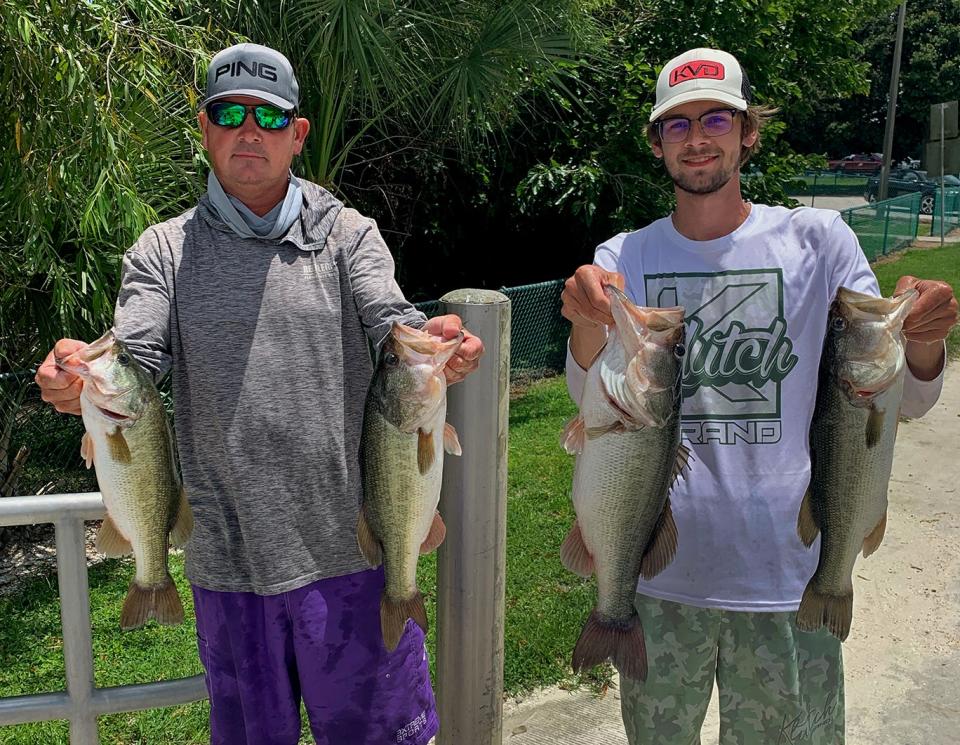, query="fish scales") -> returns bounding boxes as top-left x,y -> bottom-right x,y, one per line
797,287 -> 917,641
59,329 -> 191,631
357,323 -> 463,652
562,286 -> 687,683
